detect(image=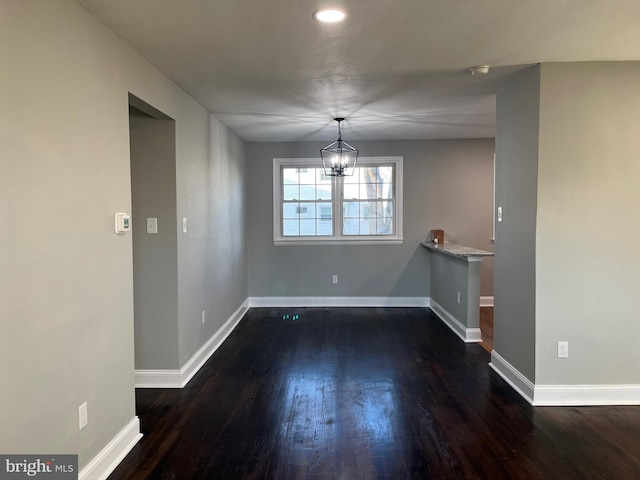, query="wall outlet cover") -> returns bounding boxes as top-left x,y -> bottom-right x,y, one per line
557,341 -> 569,358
